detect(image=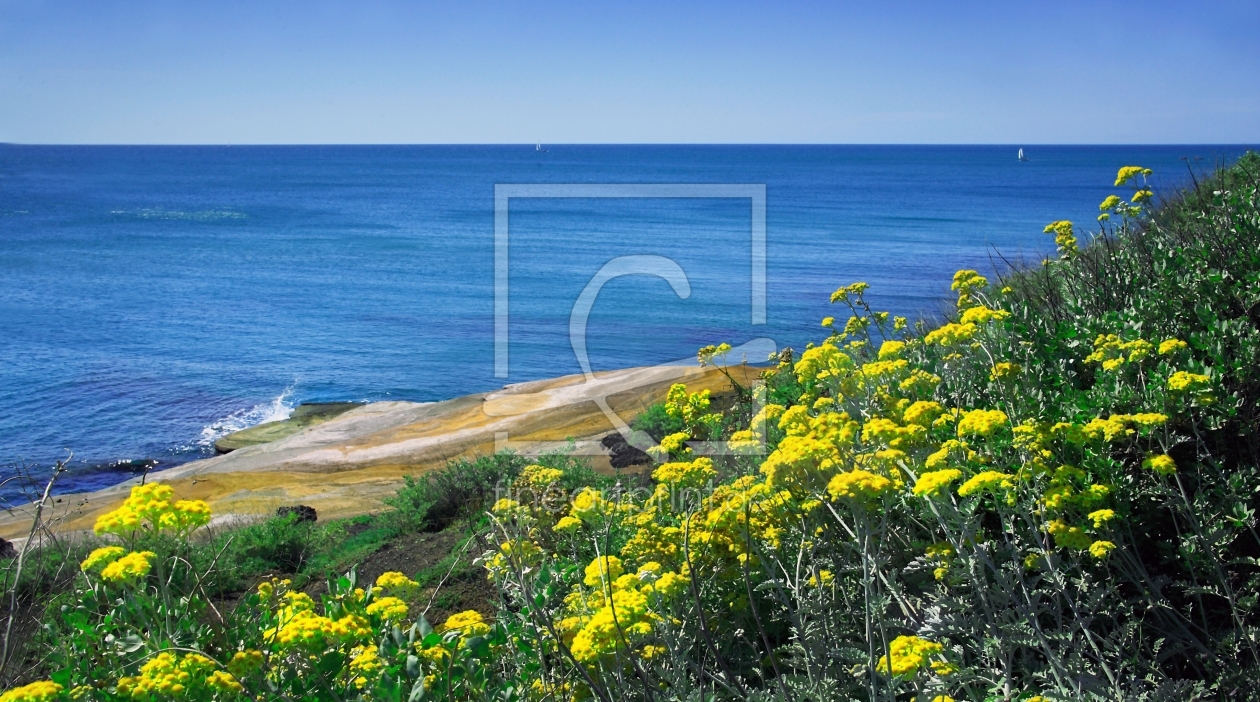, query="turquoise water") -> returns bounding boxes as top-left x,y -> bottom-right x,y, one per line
0,144 -> 1251,498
